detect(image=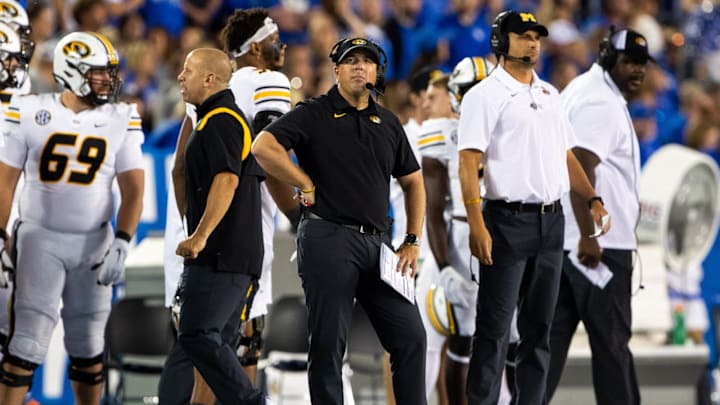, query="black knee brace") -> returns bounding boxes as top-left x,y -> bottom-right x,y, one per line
68,354 -> 104,385
238,316 -> 265,366
0,355 -> 38,388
